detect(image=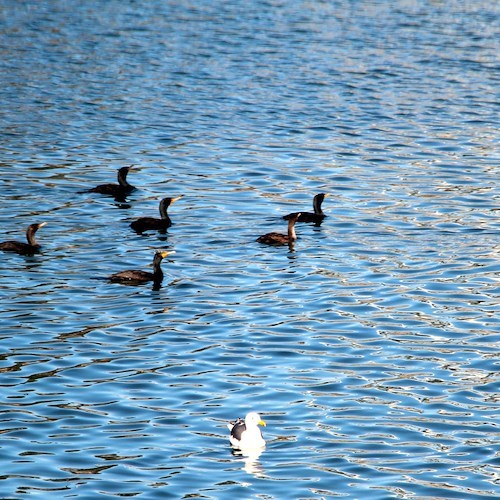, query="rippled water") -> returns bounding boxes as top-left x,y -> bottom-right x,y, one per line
1,1 -> 499,498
